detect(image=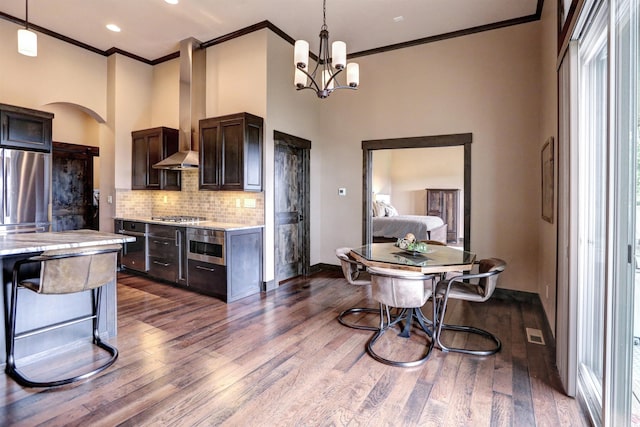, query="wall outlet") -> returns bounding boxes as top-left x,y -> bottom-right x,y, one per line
236,198 -> 241,207
163,195 -> 168,203
338,188 -> 346,196
244,198 -> 256,208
